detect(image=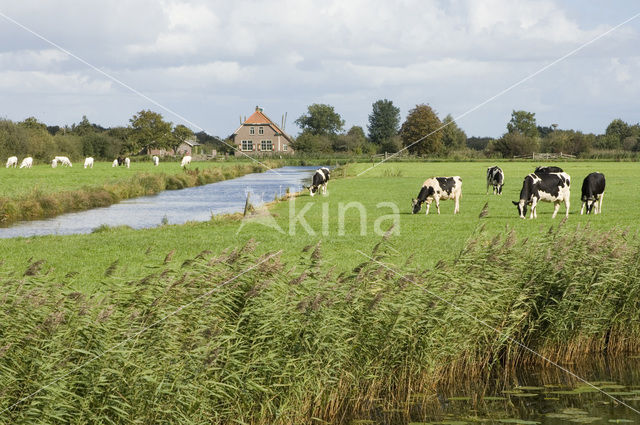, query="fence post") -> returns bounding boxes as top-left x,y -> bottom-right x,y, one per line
243,193 -> 251,216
